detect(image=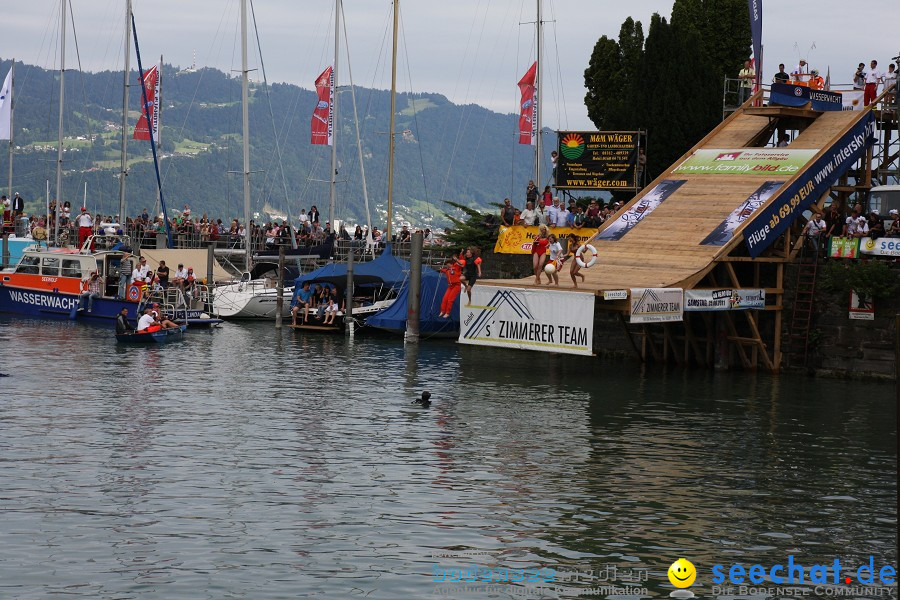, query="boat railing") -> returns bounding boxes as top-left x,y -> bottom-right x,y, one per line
81,233 -> 133,253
